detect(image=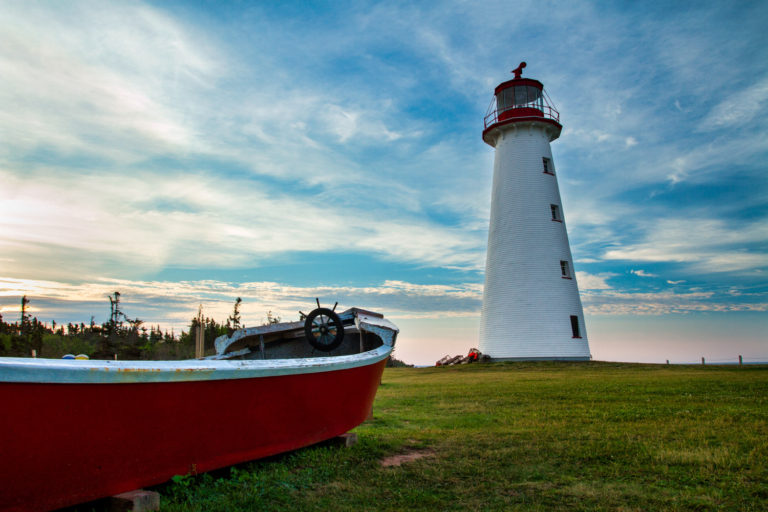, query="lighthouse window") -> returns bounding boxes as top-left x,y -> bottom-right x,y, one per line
497,89 -> 511,111
560,260 -> 571,278
511,85 -> 543,107
570,316 -> 582,338
514,86 -> 528,106
551,204 -> 562,222
543,158 -> 554,174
